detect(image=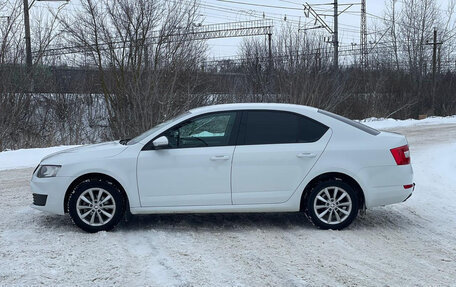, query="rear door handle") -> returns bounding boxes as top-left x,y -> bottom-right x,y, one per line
297,152 -> 316,158
210,155 -> 230,161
